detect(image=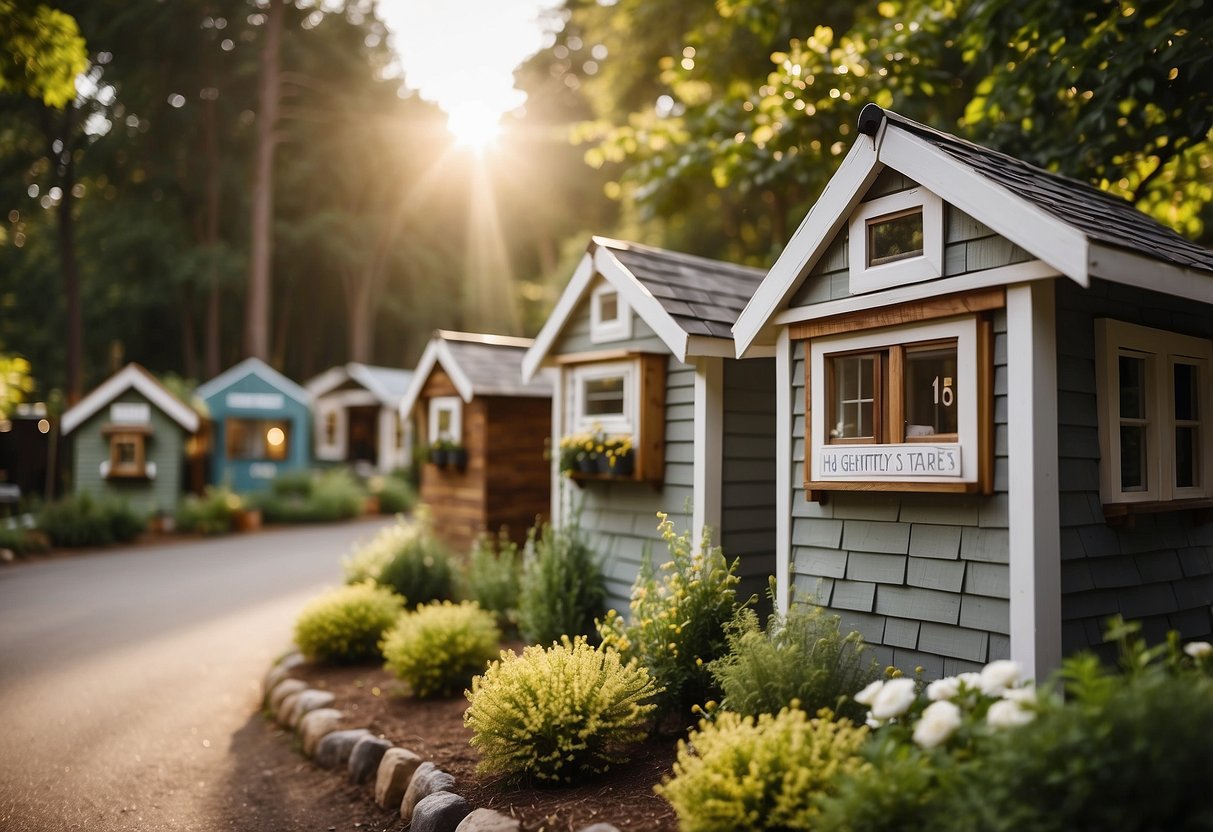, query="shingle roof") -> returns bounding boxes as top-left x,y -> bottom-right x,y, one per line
437,331 -> 552,398
873,107 -> 1213,274
594,238 -> 767,339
